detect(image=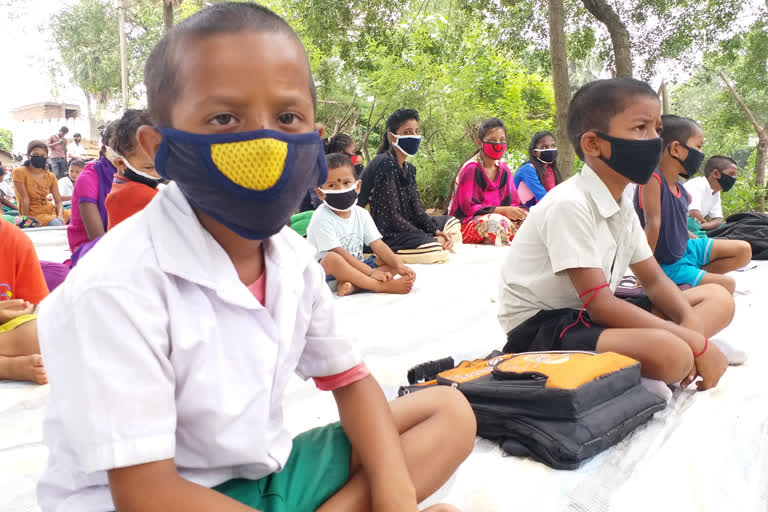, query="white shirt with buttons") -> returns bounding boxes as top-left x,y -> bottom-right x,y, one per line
37,182 -> 362,511
684,176 -> 723,220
